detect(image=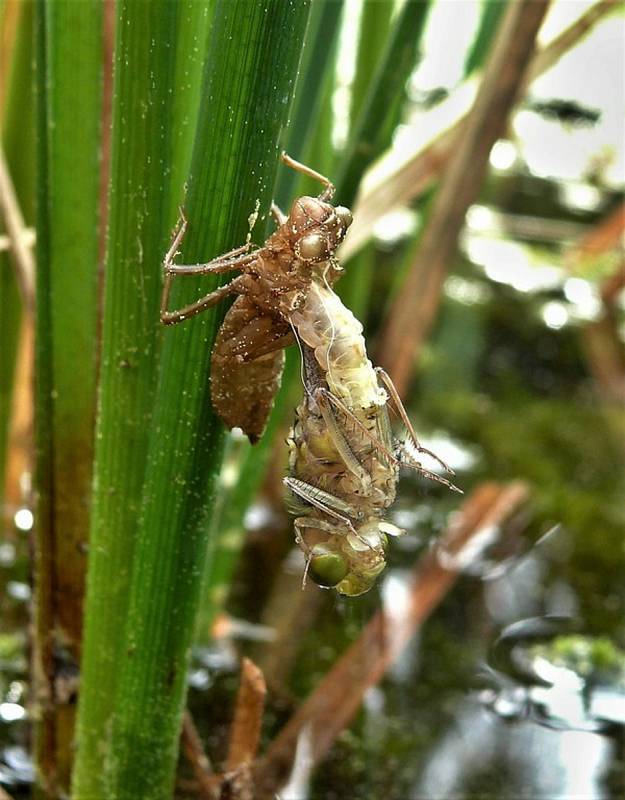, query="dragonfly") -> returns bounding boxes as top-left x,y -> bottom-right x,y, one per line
285,280 -> 459,596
